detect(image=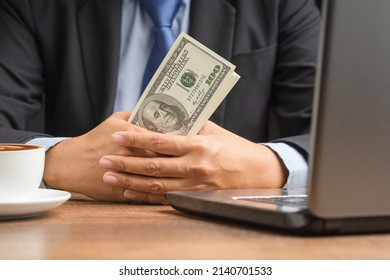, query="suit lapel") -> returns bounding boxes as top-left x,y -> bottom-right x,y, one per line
77,0 -> 122,123
189,0 -> 236,126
